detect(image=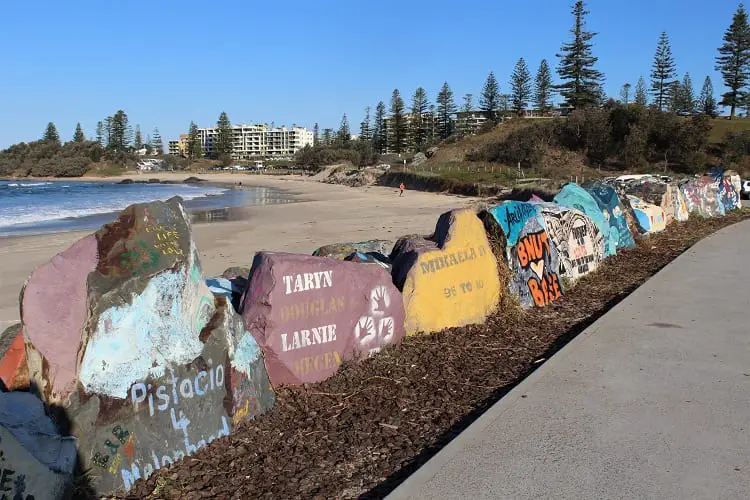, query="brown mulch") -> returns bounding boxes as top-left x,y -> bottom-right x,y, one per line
123,211 -> 750,500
